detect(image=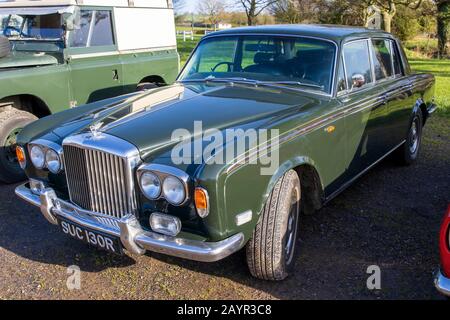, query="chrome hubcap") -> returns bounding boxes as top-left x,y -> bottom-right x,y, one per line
285,193 -> 299,264
409,121 -> 419,154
